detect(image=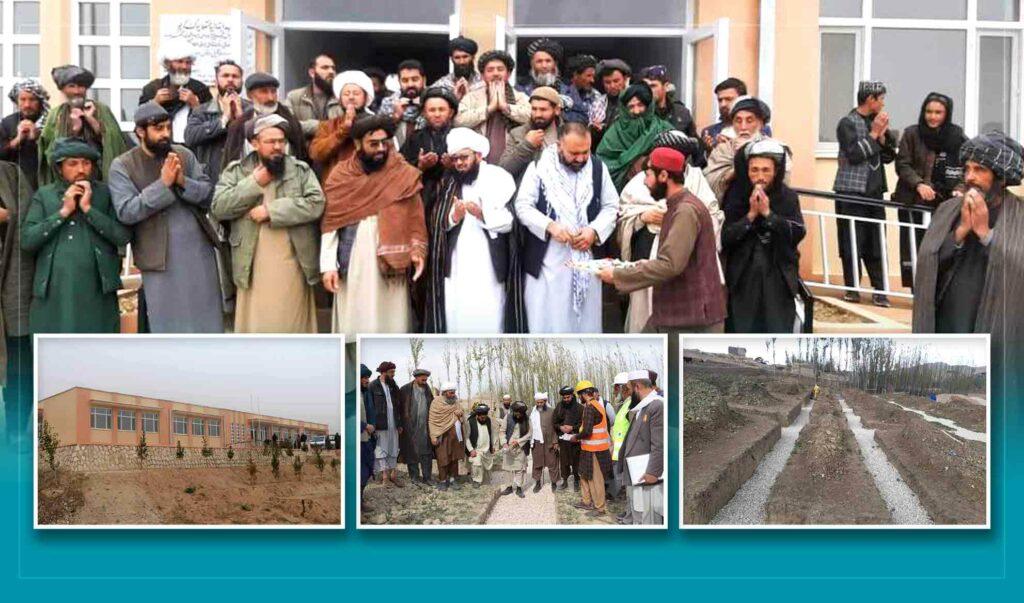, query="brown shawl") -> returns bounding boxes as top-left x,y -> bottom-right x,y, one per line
322,150 -> 428,275
428,396 -> 463,441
